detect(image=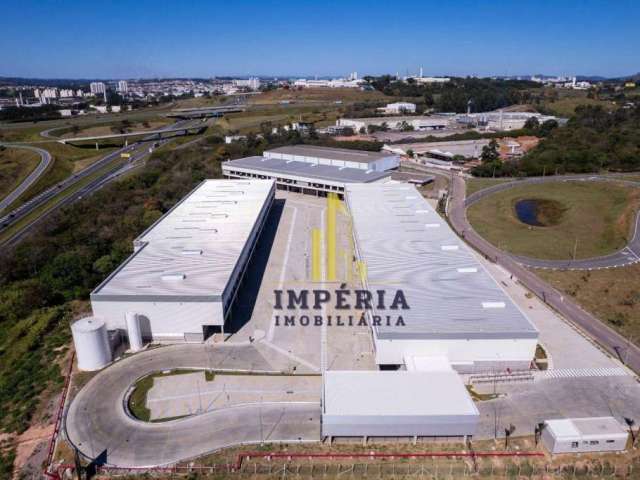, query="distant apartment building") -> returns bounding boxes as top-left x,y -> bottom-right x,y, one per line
117,80 -> 128,93
90,82 -> 106,95
35,88 -> 59,100
59,89 -> 75,98
232,77 -> 261,90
